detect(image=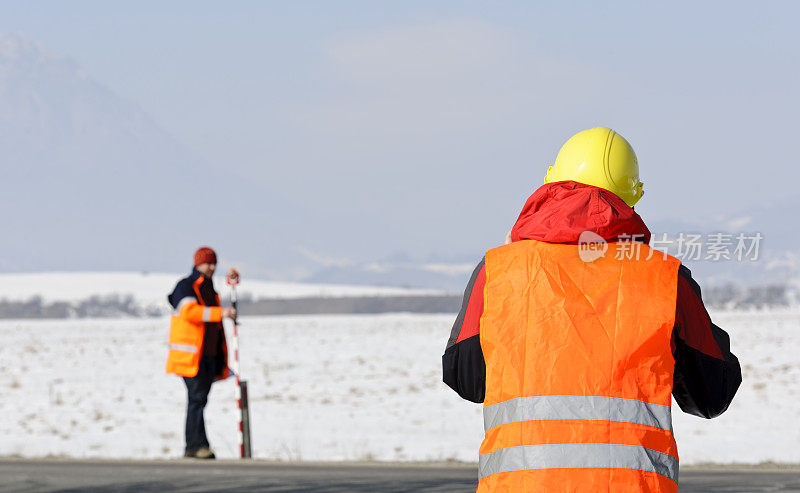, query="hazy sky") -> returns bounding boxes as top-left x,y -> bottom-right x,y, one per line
1,1 -> 798,276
